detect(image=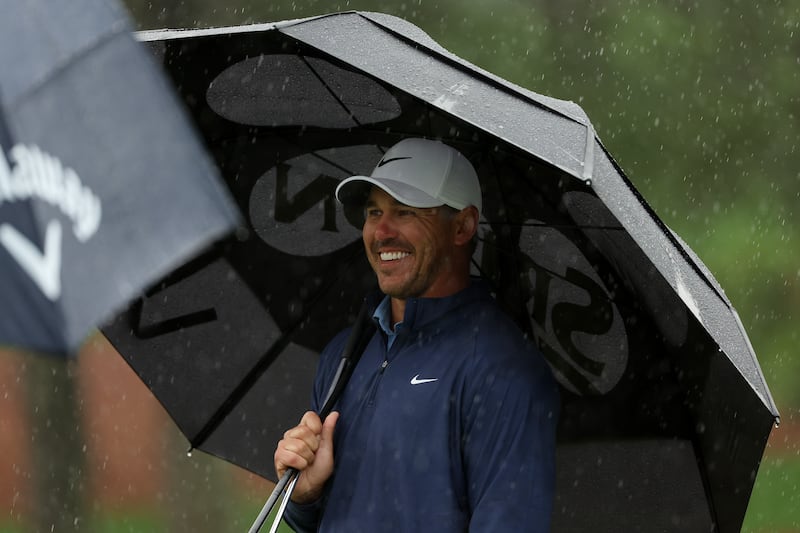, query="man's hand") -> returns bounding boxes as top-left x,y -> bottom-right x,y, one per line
274,410 -> 339,504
